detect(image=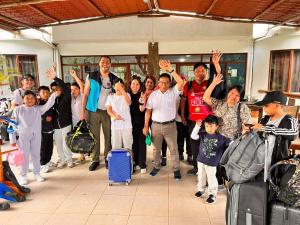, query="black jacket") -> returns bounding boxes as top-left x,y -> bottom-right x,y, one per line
39,99 -> 55,133
53,77 -> 72,129
260,114 -> 299,165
